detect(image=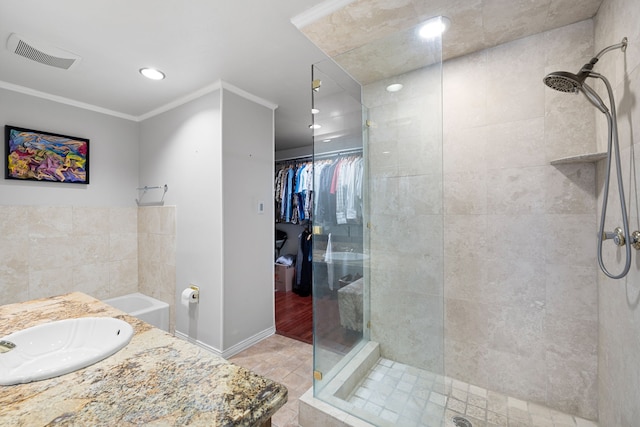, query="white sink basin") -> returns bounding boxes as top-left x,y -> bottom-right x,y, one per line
0,317 -> 133,385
